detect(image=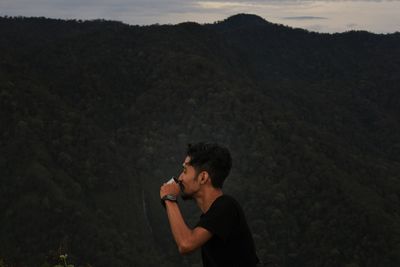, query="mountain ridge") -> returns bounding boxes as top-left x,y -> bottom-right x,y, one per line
0,14 -> 399,267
